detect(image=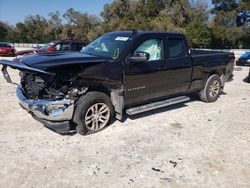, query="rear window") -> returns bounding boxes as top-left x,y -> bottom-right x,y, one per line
168,39 -> 186,58
71,43 -> 84,51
